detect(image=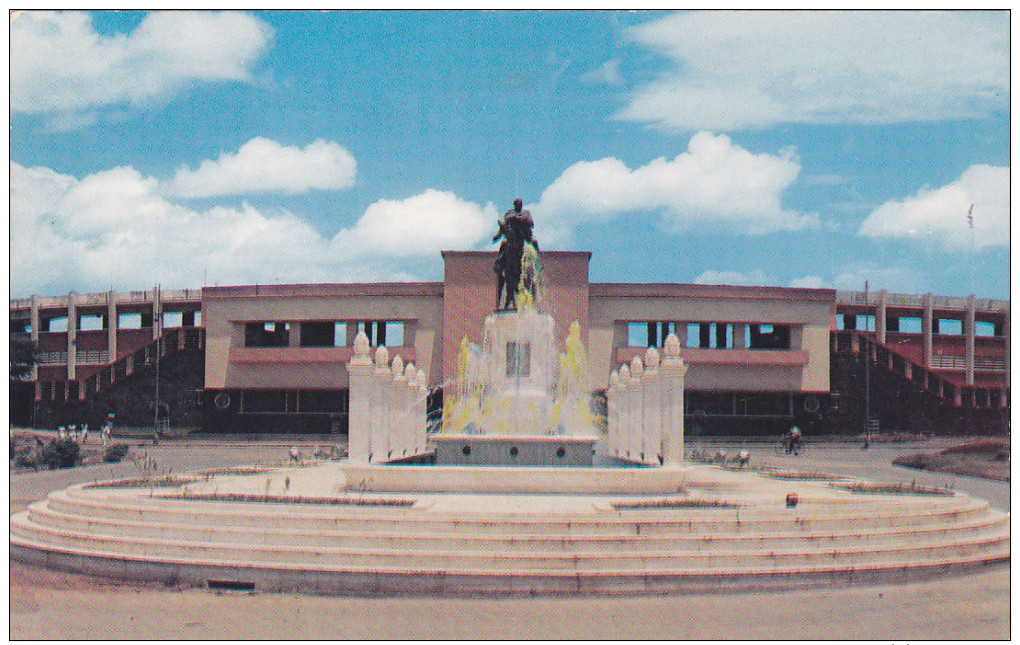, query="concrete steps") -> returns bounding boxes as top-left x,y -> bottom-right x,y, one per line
9,465 -> 1009,594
